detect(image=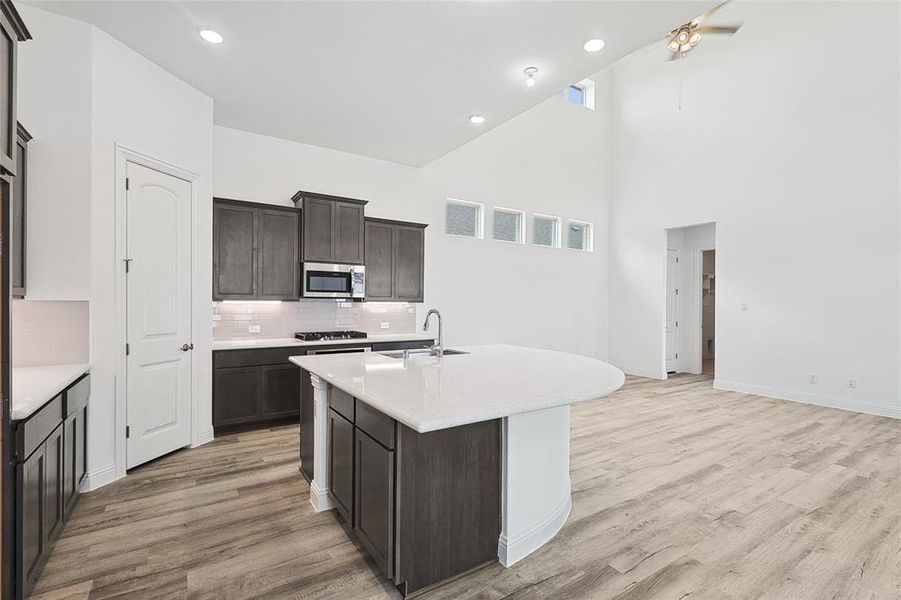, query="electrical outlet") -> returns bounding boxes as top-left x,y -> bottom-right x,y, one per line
808,374 -> 818,384
739,302 -> 750,312
248,325 -> 261,333
847,378 -> 856,389
380,322 -> 390,329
